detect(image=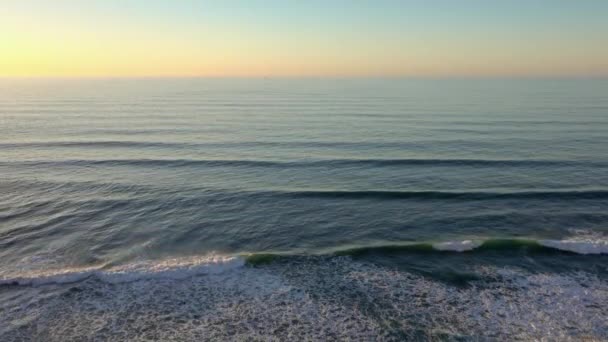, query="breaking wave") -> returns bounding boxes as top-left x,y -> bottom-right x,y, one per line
2,237 -> 606,287
332,238 -> 608,257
